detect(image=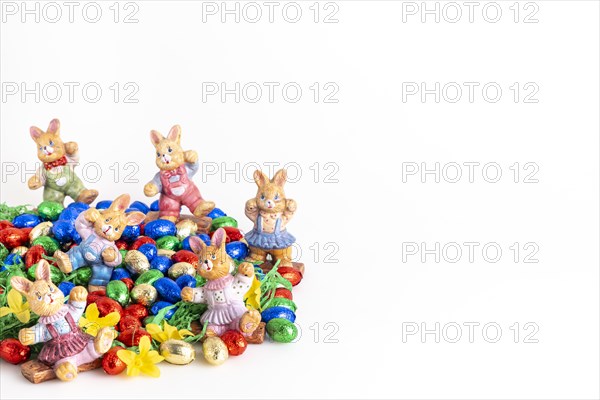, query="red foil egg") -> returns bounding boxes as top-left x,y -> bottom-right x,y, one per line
171,250 -> 199,269
102,346 -> 127,375
117,327 -> 151,347
209,227 -> 243,243
115,240 -> 129,250
118,315 -> 141,332
220,330 -> 248,356
277,267 -> 303,286
0,228 -> 29,249
274,288 -> 293,300
94,296 -> 123,317
130,236 -> 156,250
87,290 -> 106,305
25,245 -> 46,269
123,304 -> 149,321
0,338 -> 31,364
0,220 -> 14,230
120,277 -> 134,291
